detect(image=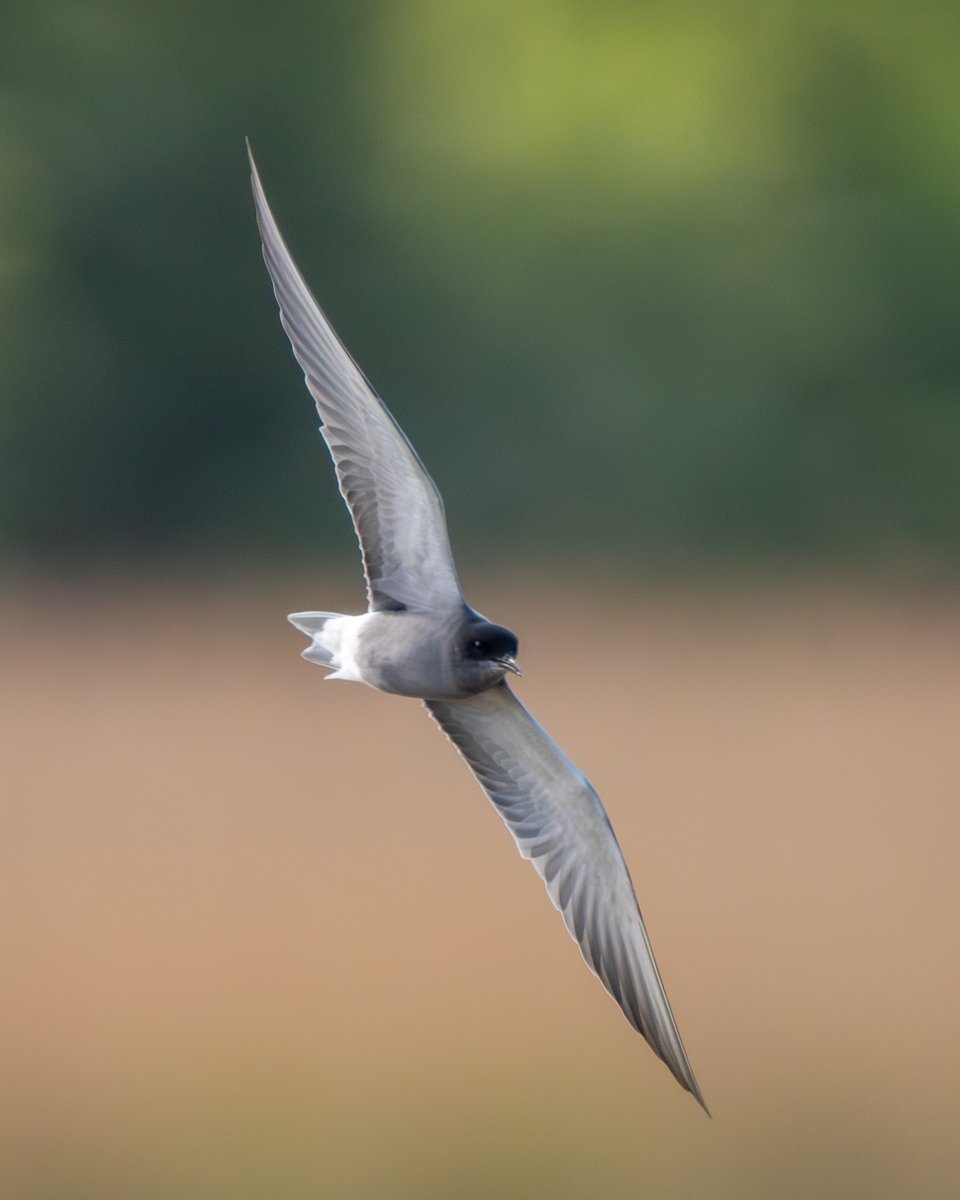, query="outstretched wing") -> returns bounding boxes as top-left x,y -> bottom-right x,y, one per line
425,682 -> 707,1111
248,144 -> 463,613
